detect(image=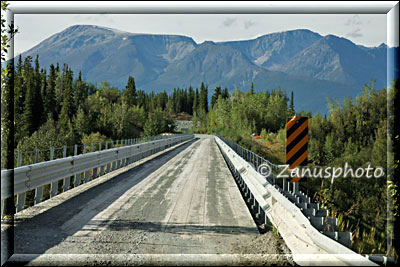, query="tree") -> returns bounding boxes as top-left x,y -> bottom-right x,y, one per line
249,82 -> 255,95
45,64 -> 57,120
124,75 -> 137,107
193,88 -> 199,114
222,87 -> 229,99
199,82 -> 208,113
211,86 -> 222,109
289,90 -> 295,116
74,71 -> 87,109
33,55 -> 44,124
187,86 -> 194,115
143,112 -> 160,137
21,57 -> 37,136
1,61 -> 14,169
1,0 -> 18,218
14,54 -> 25,143
73,107 -> 91,141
